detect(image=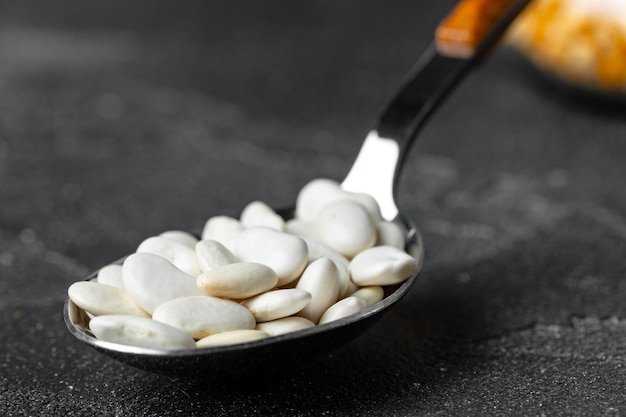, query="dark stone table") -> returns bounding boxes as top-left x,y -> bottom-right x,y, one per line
1,1 -> 625,415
